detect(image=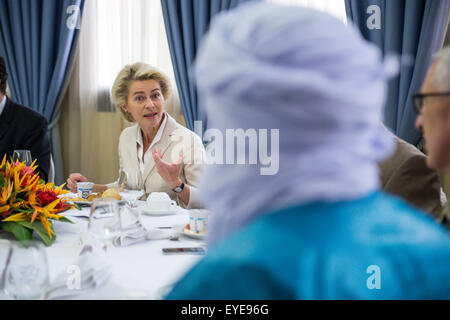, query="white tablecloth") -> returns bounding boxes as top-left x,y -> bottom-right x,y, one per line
0,205 -> 205,300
